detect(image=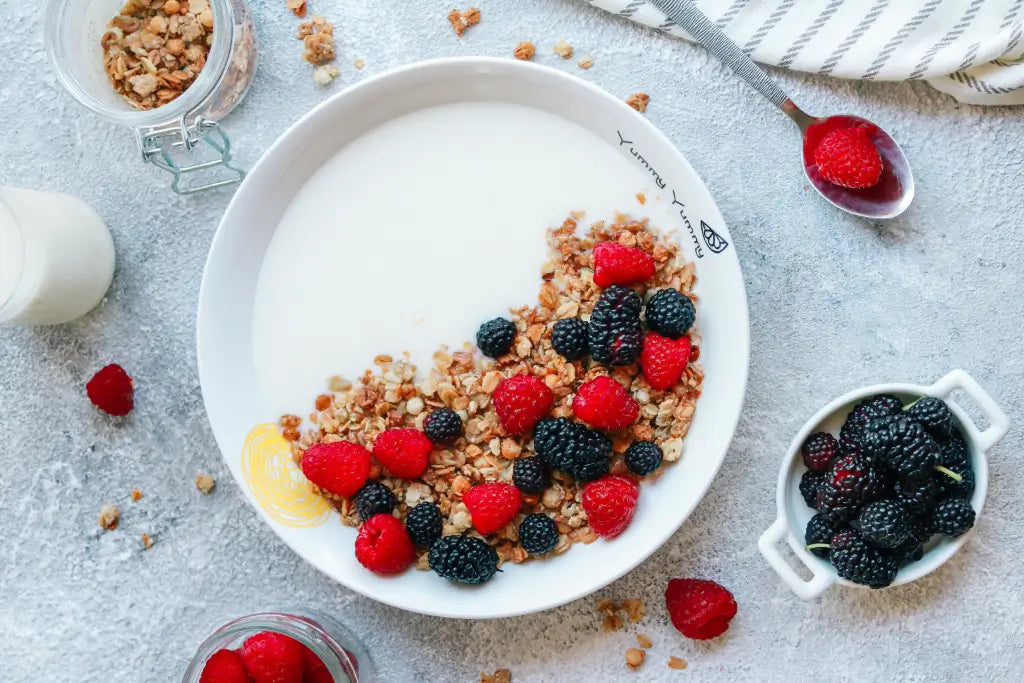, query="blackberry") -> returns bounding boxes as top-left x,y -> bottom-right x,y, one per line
643,289 -> 695,339
931,498 -> 976,538
829,529 -> 899,589
858,416 -> 899,464
816,486 -> 862,524
405,502 -> 443,548
855,394 -> 905,421
533,418 -> 611,482
883,418 -> 939,482
804,513 -> 840,558
423,408 -> 463,445
801,432 -> 839,472
355,482 -> 396,521
825,455 -> 886,507
428,535 -> 500,584
934,460 -> 975,501
895,478 -> 937,517
799,470 -> 825,509
939,431 -> 970,470
624,441 -> 663,476
518,514 -> 559,555
906,396 -> 953,440
892,513 -> 935,566
589,285 -> 643,366
476,318 -> 517,358
858,500 -> 912,549
512,457 -> 549,494
551,318 -> 589,361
